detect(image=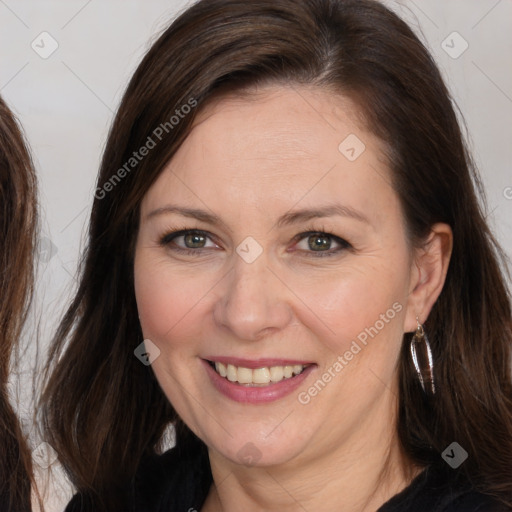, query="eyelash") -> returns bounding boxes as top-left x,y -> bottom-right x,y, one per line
158,225 -> 352,258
